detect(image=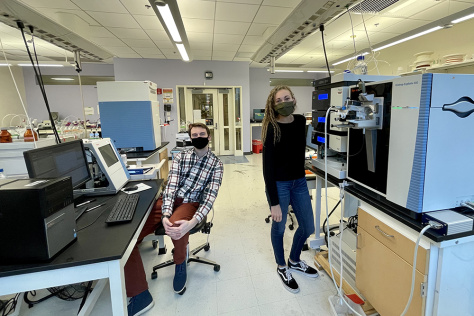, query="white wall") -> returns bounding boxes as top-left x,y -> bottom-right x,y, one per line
113,58 -> 251,152
0,67 -> 28,127
23,63 -> 114,122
